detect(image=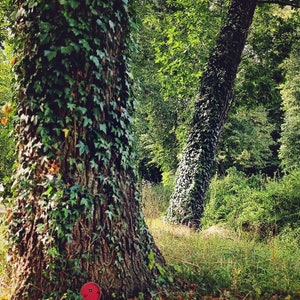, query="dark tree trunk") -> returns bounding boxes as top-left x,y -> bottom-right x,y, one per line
167,0 -> 258,228
9,1 -> 164,299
